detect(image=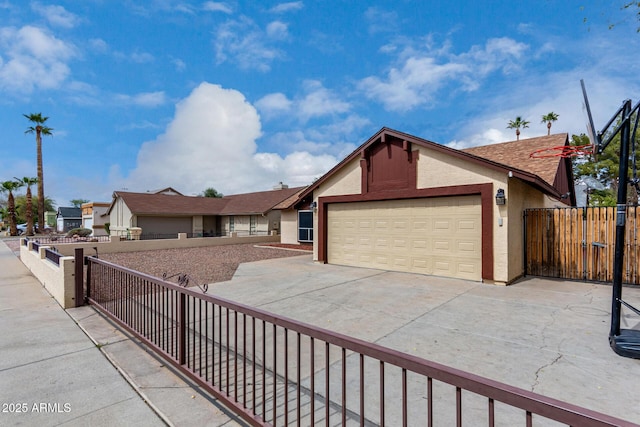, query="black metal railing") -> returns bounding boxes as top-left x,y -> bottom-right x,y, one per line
85,257 -> 635,427
27,235 -> 111,245
31,240 -> 40,253
44,247 -> 62,266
